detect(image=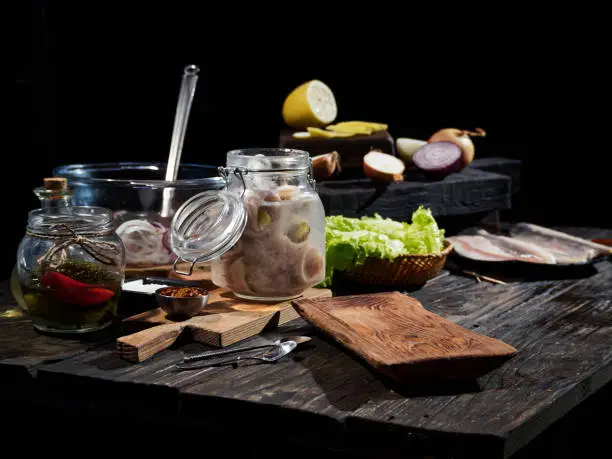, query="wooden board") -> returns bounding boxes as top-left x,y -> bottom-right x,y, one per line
279,129 -> 396,172
293,291 -> 517,382
117,287 -> 331,362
